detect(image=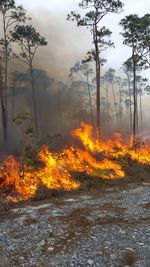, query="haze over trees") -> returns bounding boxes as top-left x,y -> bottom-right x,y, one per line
0,0 -> 27,148
0,0 -> 150,154
12,25 -> 47,136
120,14 -> 150,142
